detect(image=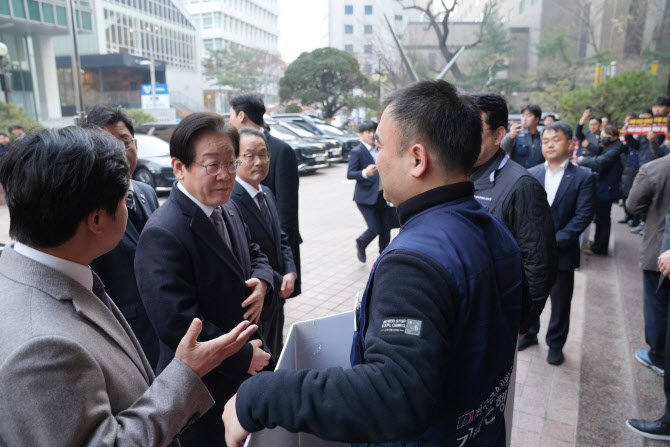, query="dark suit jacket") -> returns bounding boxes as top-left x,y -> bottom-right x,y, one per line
261,131 -> 302,296
91,179 -> 160,370
529,162 -> 595,271
231,182 -> 296,293
347,143 -> 380,205
135,184 -> 274,408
